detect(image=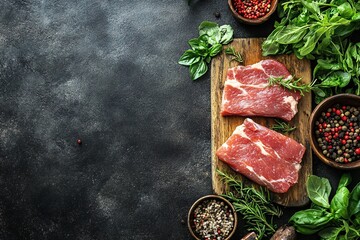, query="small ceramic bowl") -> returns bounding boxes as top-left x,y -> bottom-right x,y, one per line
310,94 -> 360,170
188,195 -> 237,240
228,0 -> 278,25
